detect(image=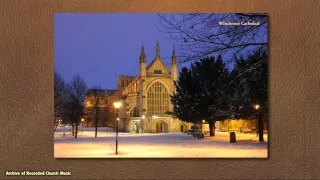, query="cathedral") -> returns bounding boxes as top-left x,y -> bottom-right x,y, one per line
84,42 -> 266,133
117,42 -> 193,133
